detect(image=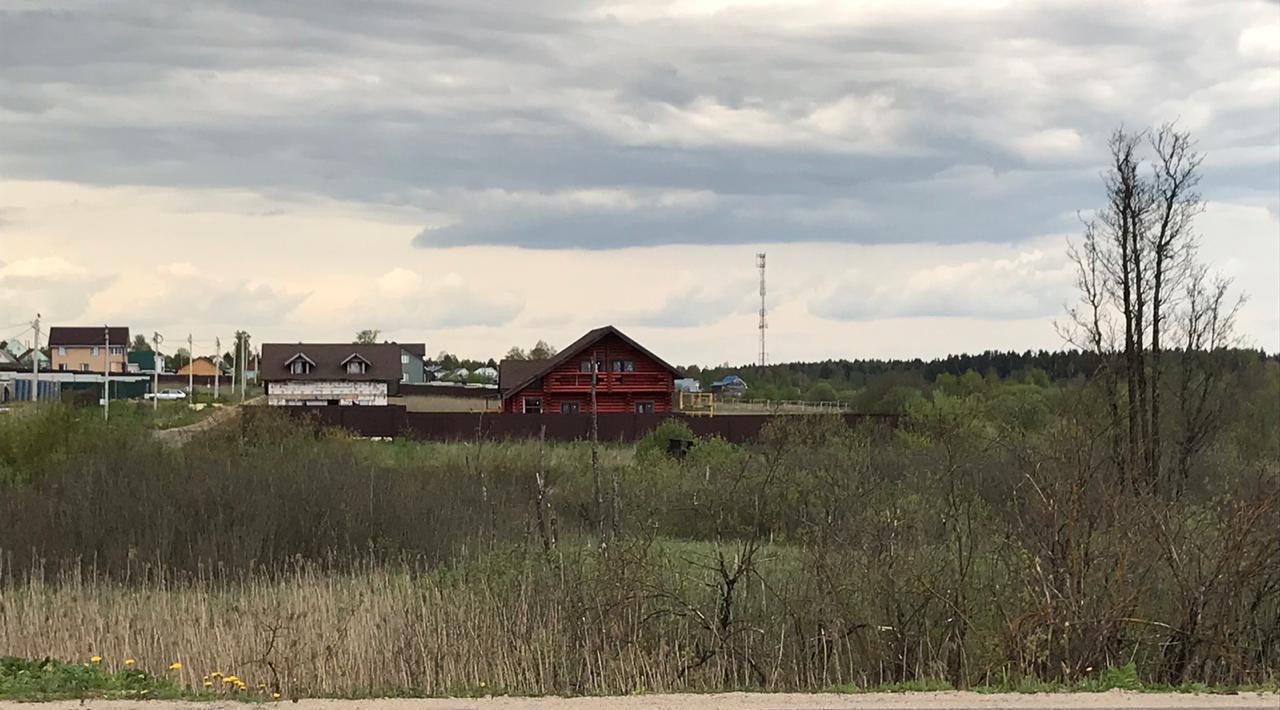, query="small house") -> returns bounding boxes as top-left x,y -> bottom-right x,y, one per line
127,351 -> 166,373
710,375 -> 749,399
178,357 -> 221,377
